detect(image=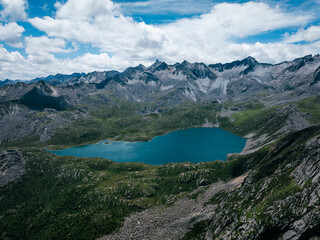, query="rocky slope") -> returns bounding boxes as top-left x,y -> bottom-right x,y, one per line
1,54 -> 320,104
187,126 -> 320,240
0,149 -> 25,187
99,126 -> 320,240
100,175 -> 248,240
